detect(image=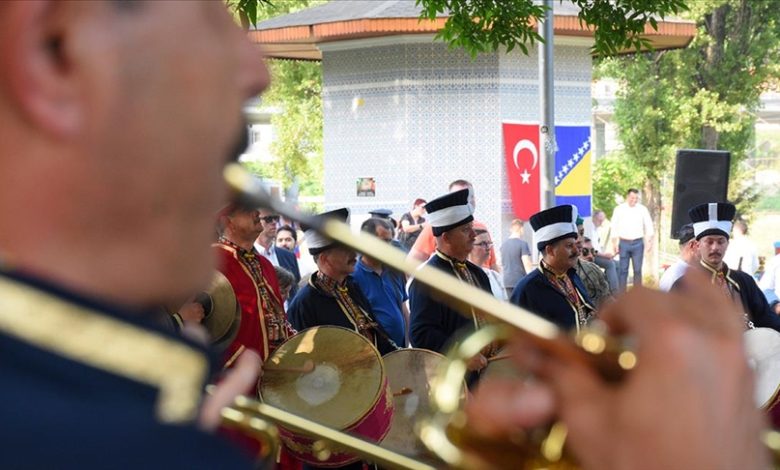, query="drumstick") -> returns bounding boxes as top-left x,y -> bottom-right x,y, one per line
487,354 -> 512,363
393,387 -> 413,397
265,359 -> 315,374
